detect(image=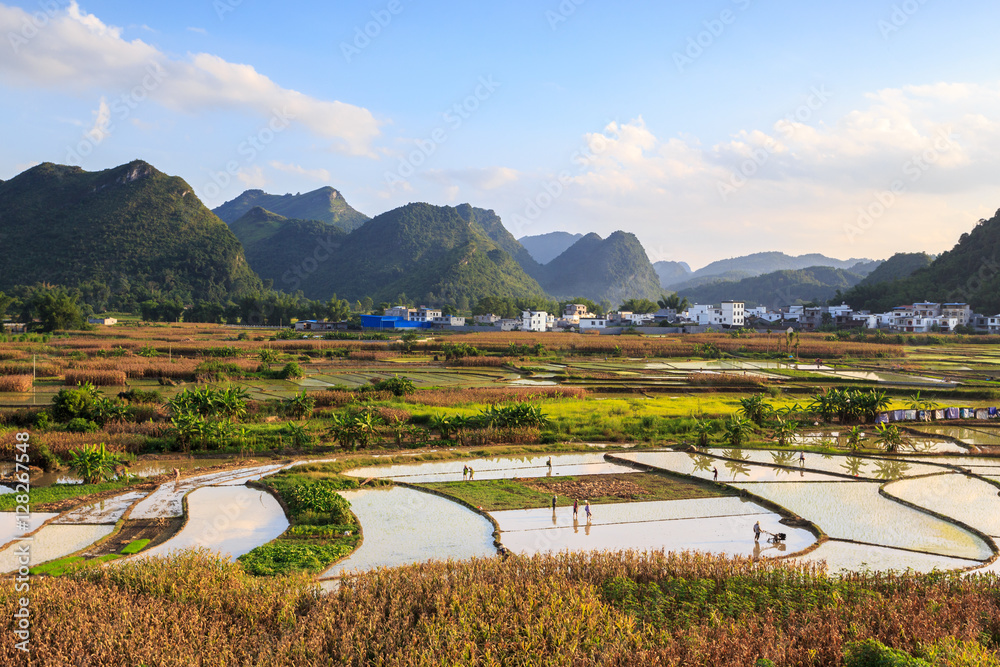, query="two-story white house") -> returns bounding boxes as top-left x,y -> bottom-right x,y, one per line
521,311 -> 550,332
579,317 -> 608,330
